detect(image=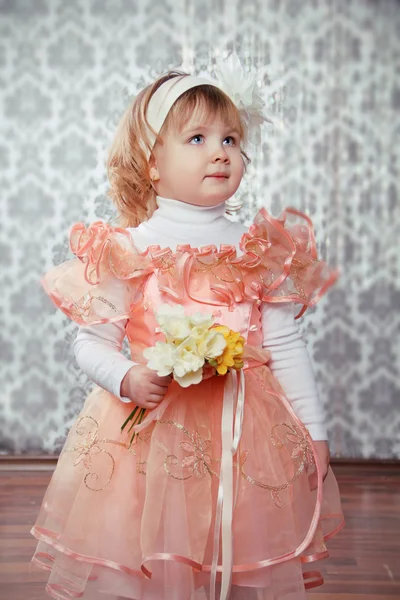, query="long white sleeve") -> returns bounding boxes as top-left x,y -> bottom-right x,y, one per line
261,302 -> 328,441
73,320 -> 137,403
